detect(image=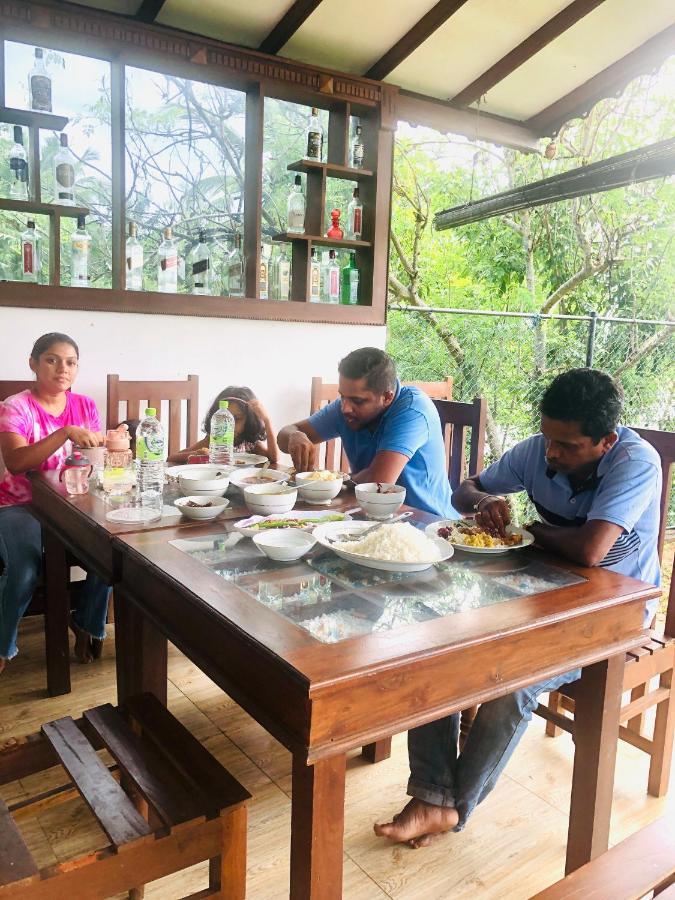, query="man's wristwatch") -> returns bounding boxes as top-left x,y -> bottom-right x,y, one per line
473,494 -> 502,512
